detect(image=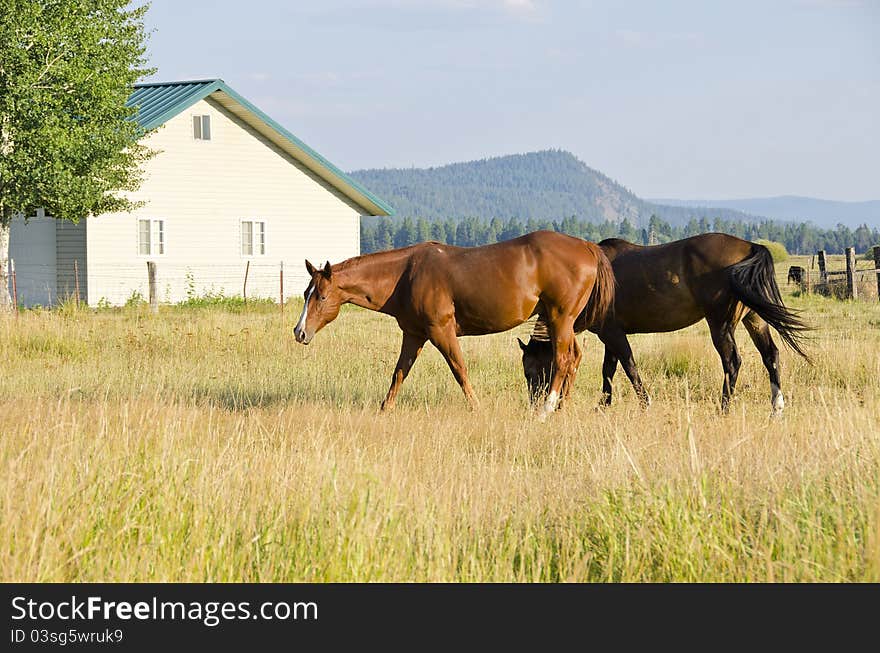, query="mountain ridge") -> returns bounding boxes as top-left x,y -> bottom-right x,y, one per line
649,196 -> 879,228
349,150 -> 761,227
